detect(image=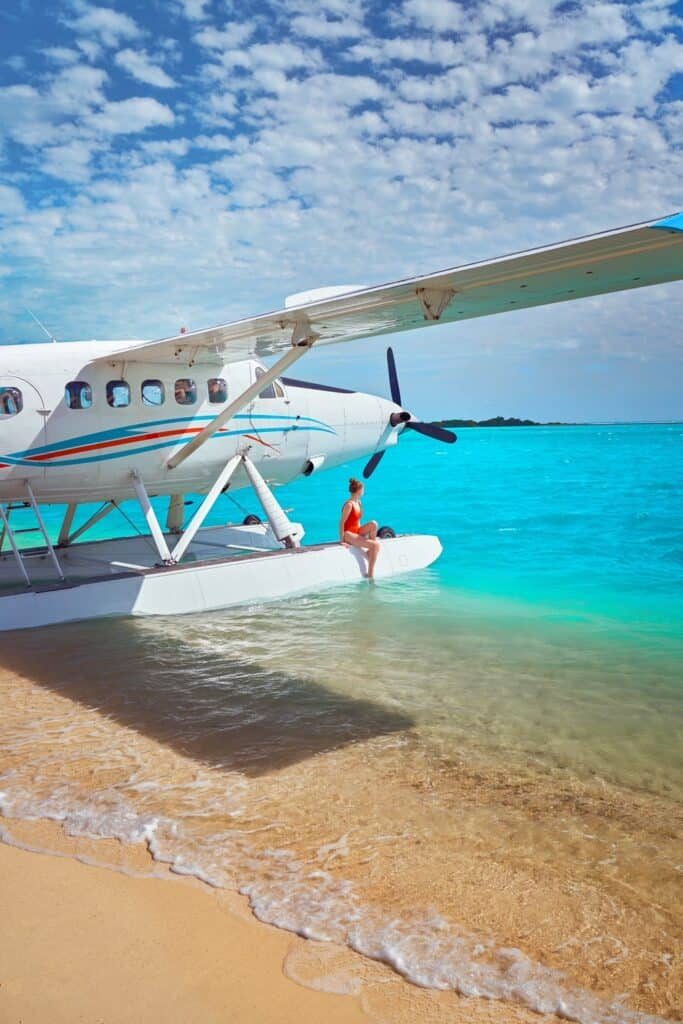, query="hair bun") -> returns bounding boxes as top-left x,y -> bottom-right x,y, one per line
349,477 -> 363,493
